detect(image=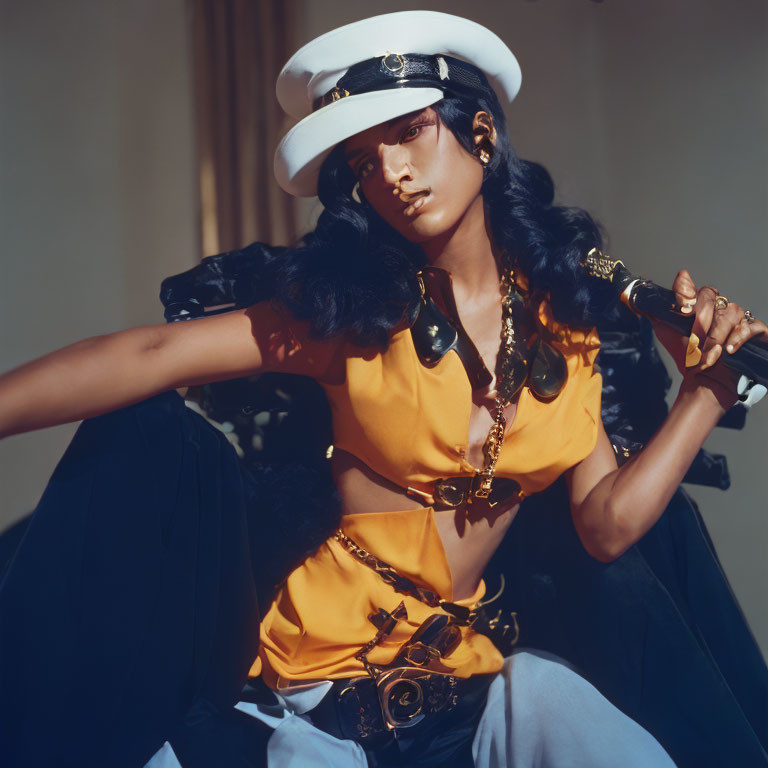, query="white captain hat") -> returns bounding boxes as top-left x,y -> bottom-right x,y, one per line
274,11 -> 522,197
